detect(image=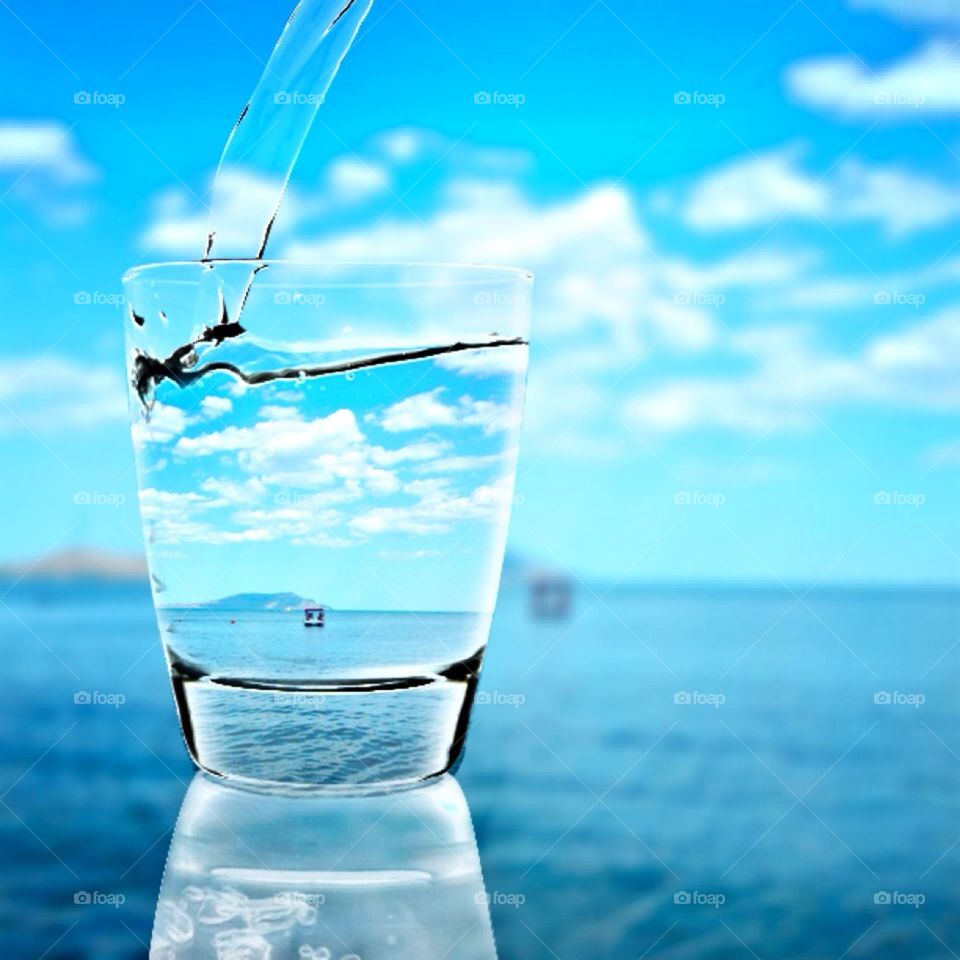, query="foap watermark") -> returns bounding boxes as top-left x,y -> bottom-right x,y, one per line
874,891 -> 925,908
873,491 -> 925,508
272,692 -> 325,708
274,491 -> 332,508
274,91 -> 325,106
74,291 -> 126,308
75,691 -> 126,708
874,691 -> 925,708
274,291 -> 326,307
873,291 -> 925,308
674,491 -> 726,508
674,691 -> 726,708
74,91 -> 126,108
873,91 -> 926,109
74,891 -> 126,907
74,491 -> 125,508
674,91 -> 725,108
475,891 -> 526,908
274,891 -> 326,908
675,290 -> 726,308
476,691 -> 526,708
474,290 -> 526,307
474,91 -> 526,108
674,891 -> 725,908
